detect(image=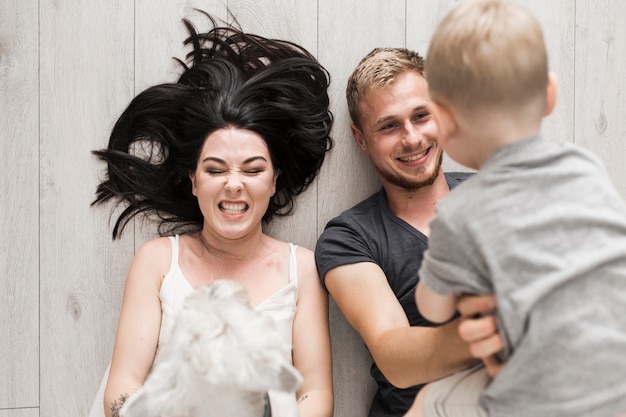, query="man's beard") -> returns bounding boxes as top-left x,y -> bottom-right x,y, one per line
375,151 -> 443,192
